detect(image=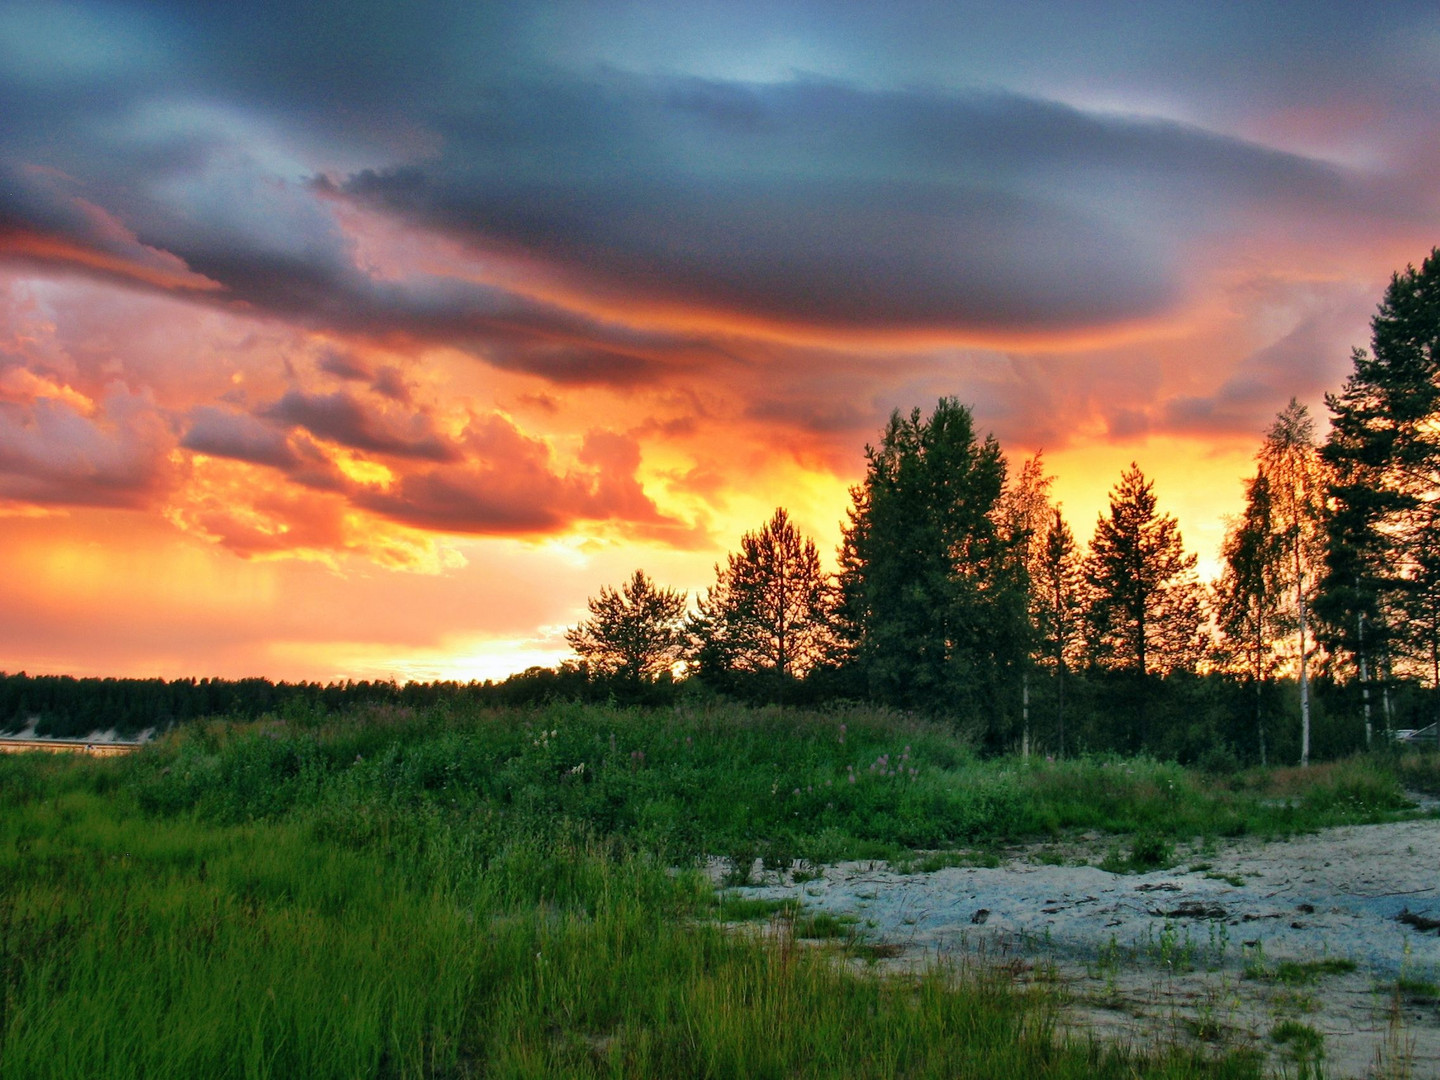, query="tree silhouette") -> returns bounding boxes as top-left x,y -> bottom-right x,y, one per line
1321,250 -> 1440,738
838,398 -> 1027,724
690,508 -> 835,682
1035,507 -> 1084,755
1214,469 -> 1288,764
565,570 -> 687,682
1084,464 -> 1203,677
